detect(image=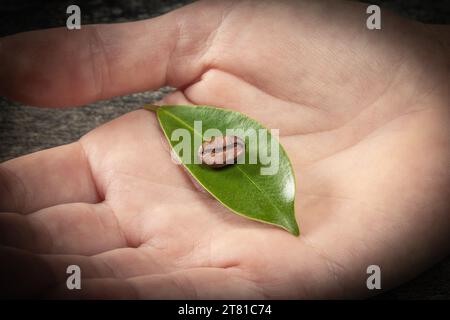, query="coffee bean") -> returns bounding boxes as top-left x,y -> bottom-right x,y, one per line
198,135 -> 245,168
